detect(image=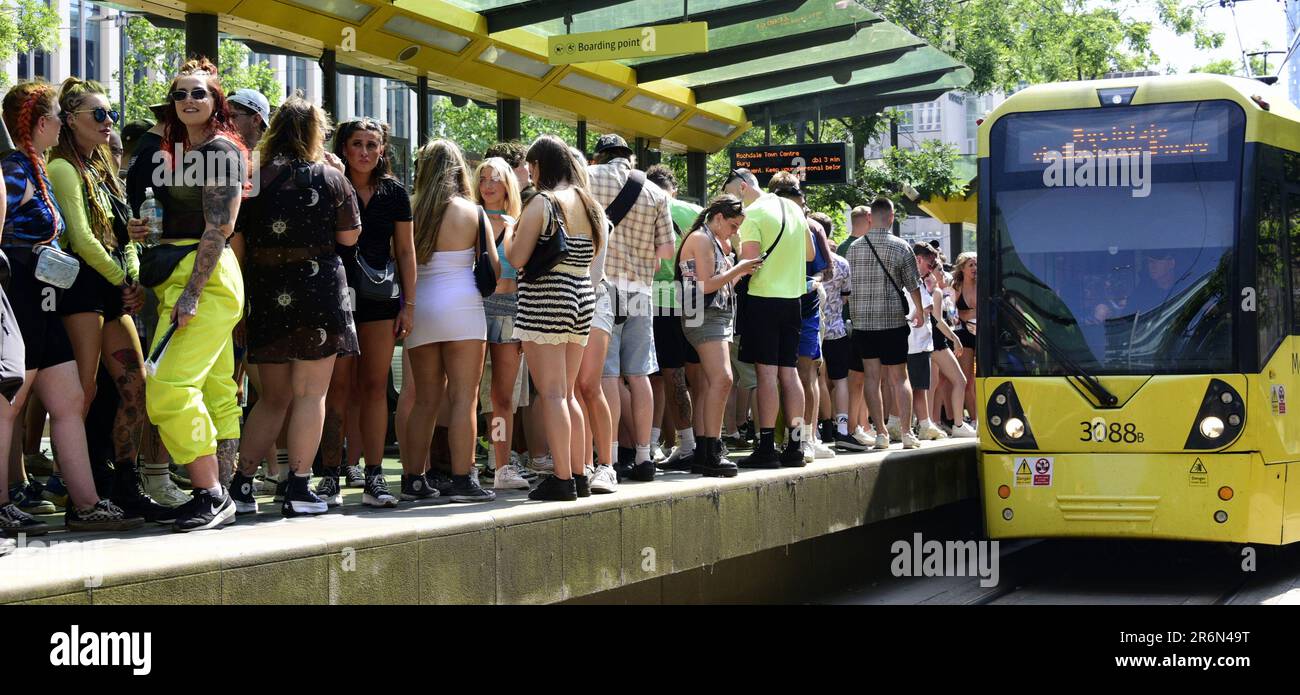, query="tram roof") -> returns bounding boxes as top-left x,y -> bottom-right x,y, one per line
100,0 -> 971,153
